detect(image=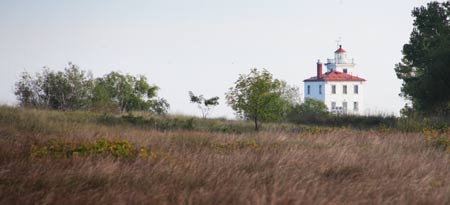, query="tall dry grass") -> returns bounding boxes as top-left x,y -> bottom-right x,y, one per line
0,106 -> 449,204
